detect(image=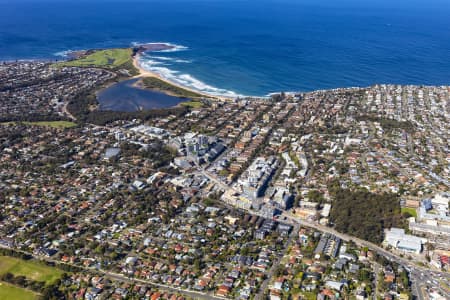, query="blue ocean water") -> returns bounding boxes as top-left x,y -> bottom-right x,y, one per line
0,0 -> 449,96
